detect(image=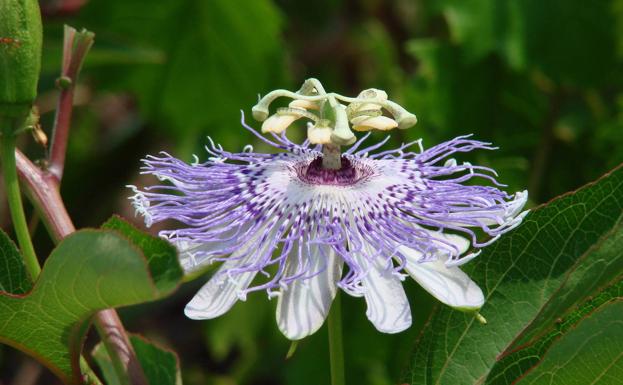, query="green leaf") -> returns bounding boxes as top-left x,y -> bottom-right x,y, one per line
102,215 -> 183,294
0,227 -> 181,384
406,165 -> 623,385
0,229 -> 32,295
516,300 -> 623,385
92,334 -> 182,385
510,223 -> 623,349
485,219 -> 623,384
130,335 -> 182,385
